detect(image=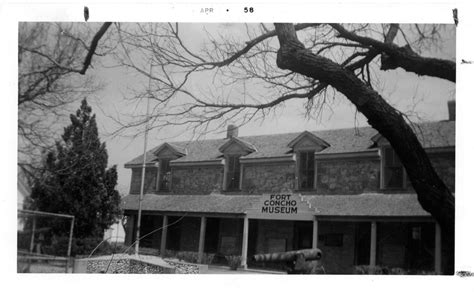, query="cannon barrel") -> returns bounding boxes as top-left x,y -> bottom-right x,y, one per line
253,248 -> 322,262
